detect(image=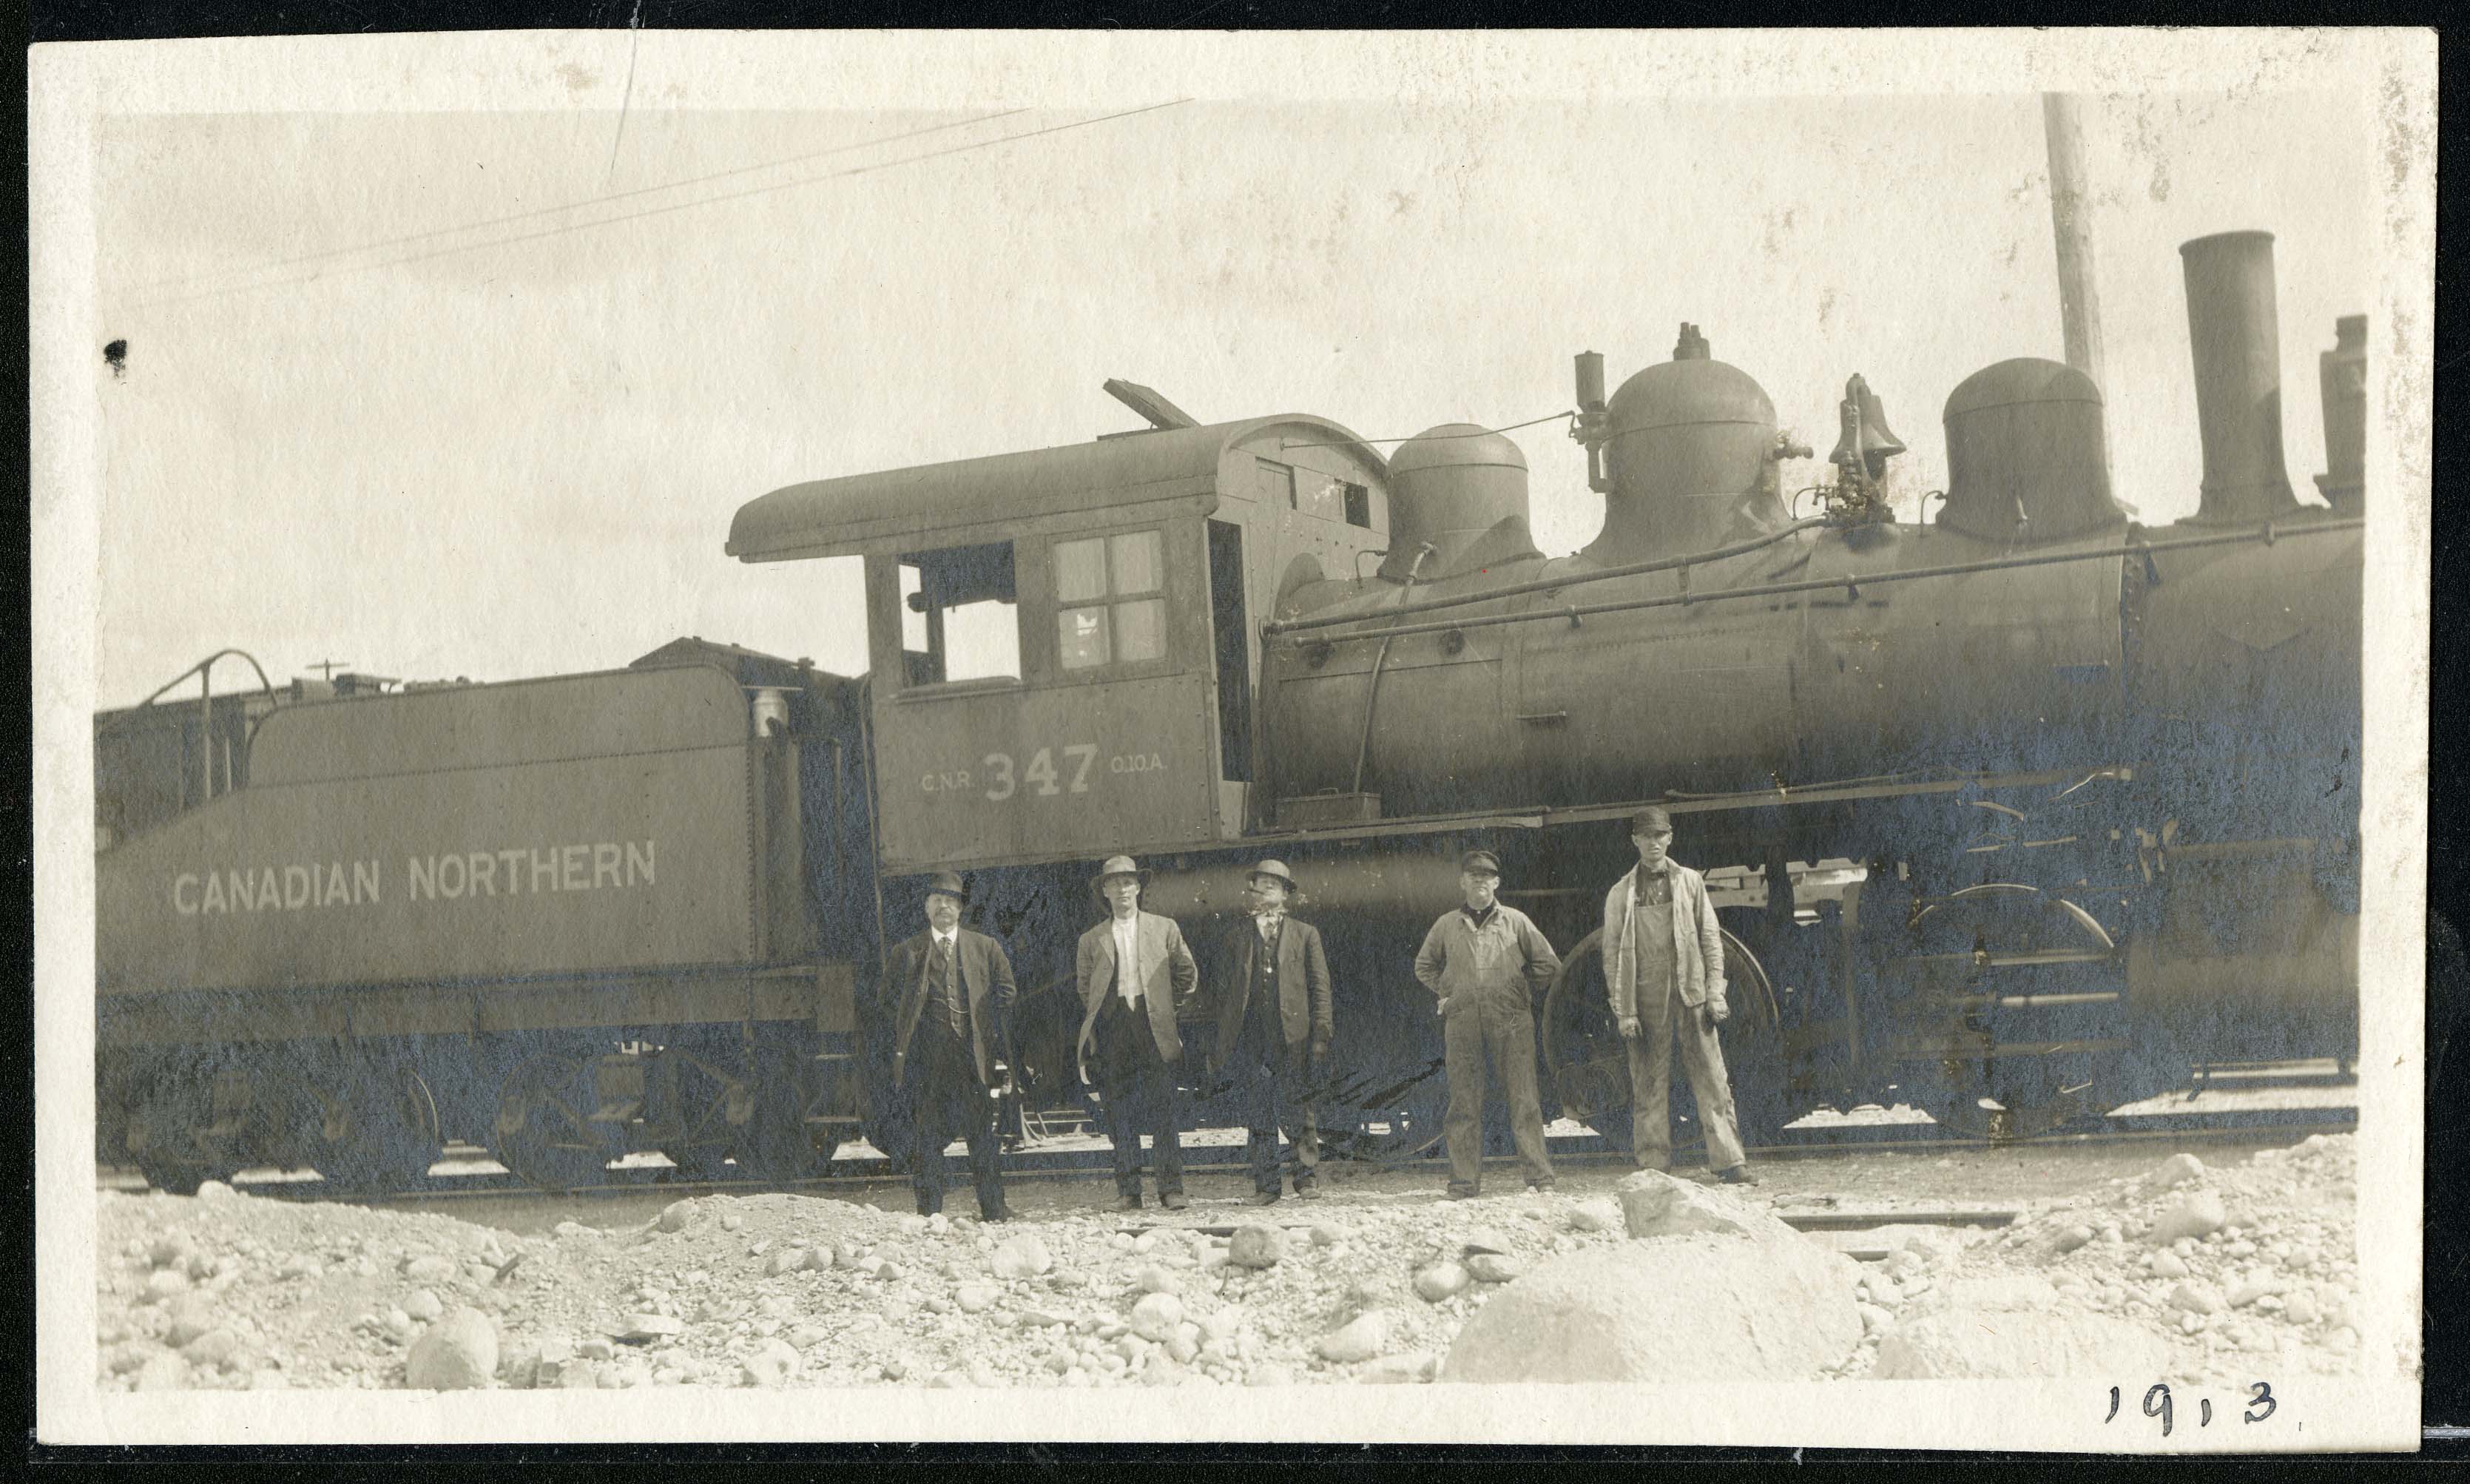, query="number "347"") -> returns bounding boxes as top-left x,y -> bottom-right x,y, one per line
982,744 -> 1099,801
